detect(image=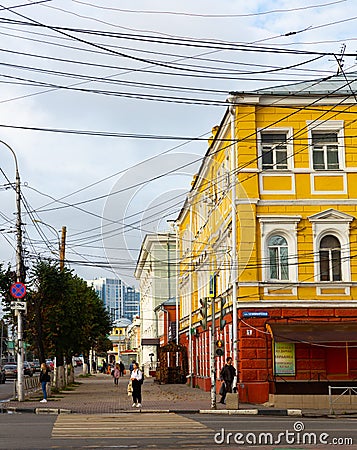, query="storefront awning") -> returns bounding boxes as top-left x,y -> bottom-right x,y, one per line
141,338 -> 160,346
267,322 -> 357,343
